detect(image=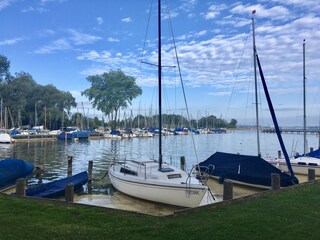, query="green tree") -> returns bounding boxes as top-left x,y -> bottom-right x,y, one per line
0,54 -> 10,81
0,70 -> 76,128
82,70 -> 142,130
228,118 -> 238,128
